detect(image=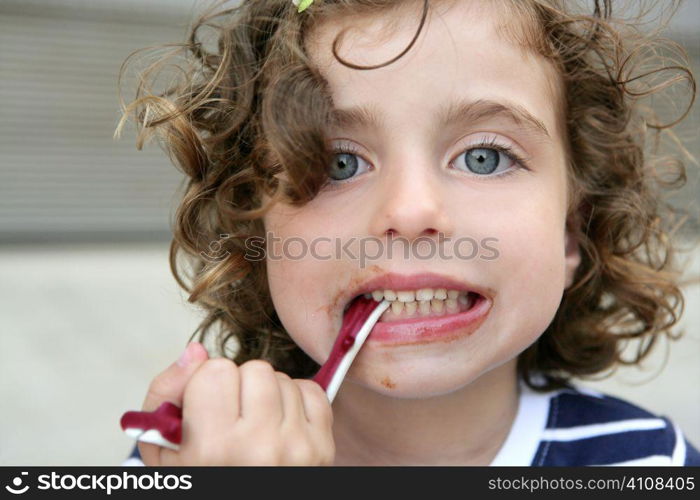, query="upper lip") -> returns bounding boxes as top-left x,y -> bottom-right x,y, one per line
339,272 -> 494,313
